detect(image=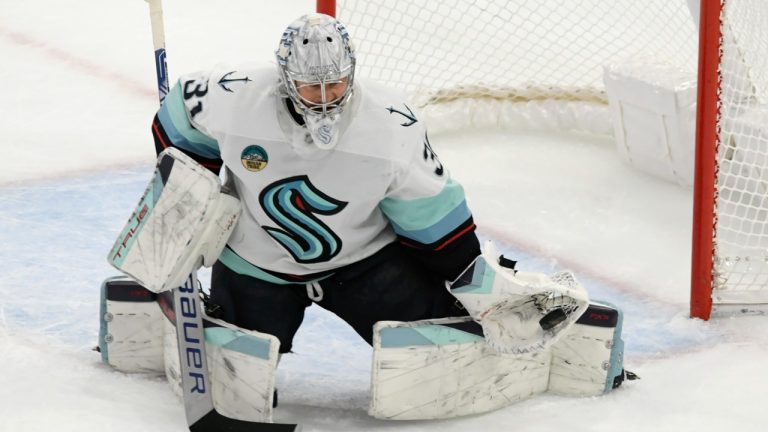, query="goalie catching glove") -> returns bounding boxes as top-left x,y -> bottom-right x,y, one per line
449,241 -> 589,355
107,148 -> 241,293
